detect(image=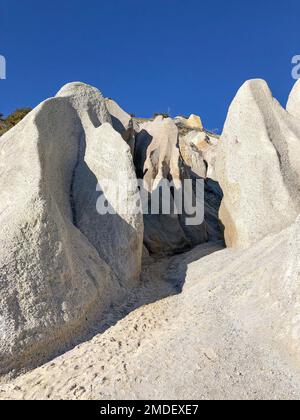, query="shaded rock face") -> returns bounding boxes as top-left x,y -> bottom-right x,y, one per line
180,129 -> 219,181
105,98 -> 136,155
216,79 -> 300,249
0,83 -> 143,375
177,127 -> 223,242
56,85 -> 144,288
71,122 -> 143,288
134,116 -> 213,255
178,131 -> 207,179
101,100 -> 224,254
105,98 -> 131,132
